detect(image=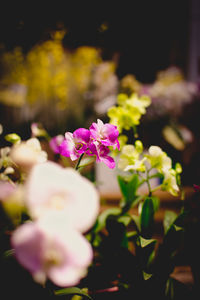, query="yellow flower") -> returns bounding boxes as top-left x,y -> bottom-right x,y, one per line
108,93 -> 151,133
120,74 -> 141,94
10,138 -> 47,171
